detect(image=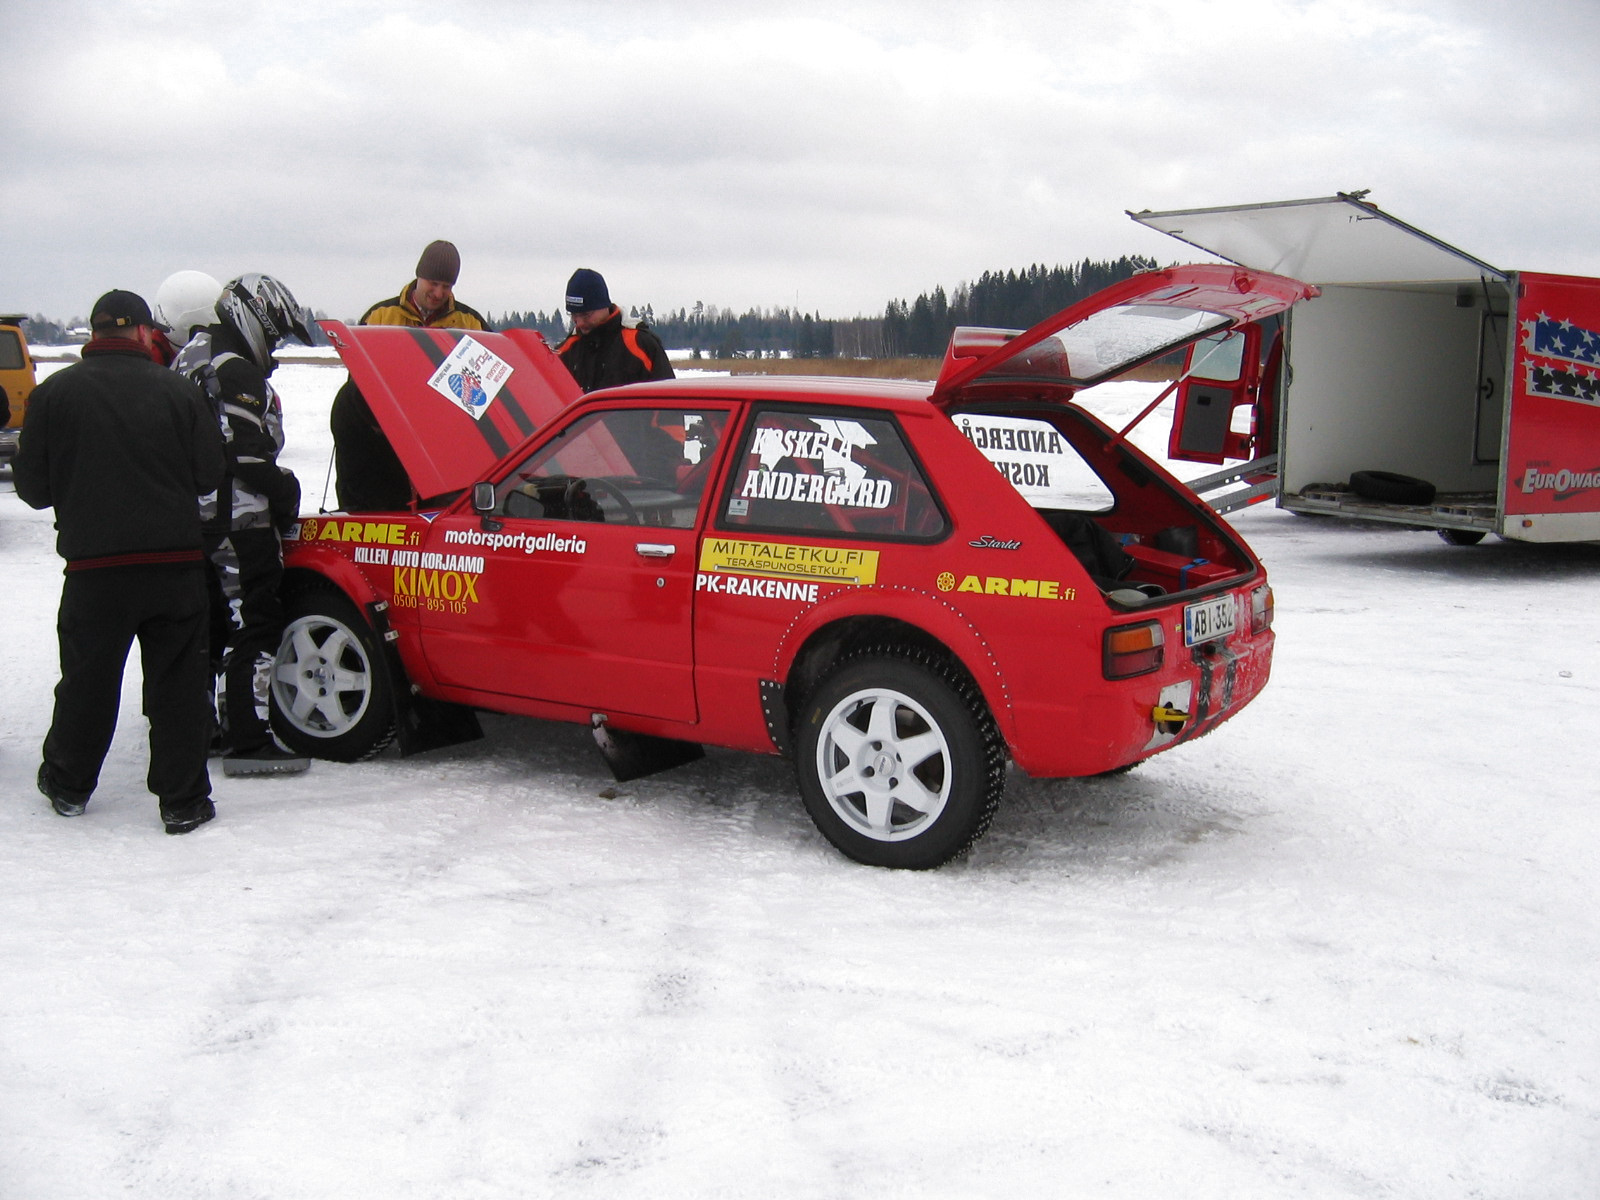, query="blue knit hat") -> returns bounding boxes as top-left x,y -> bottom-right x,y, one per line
565,268 -> 610,313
